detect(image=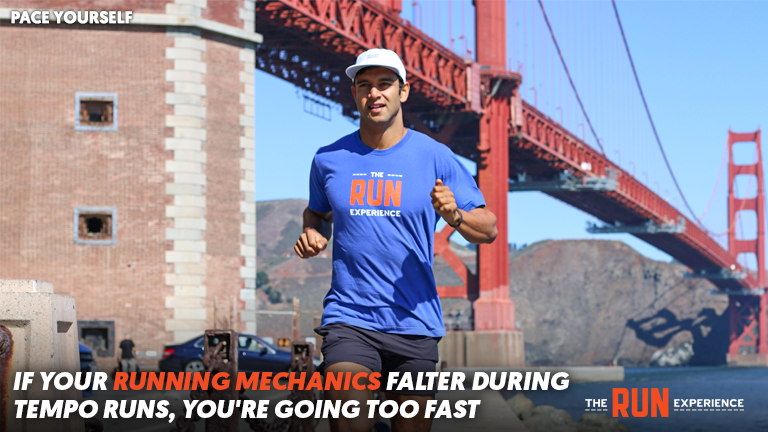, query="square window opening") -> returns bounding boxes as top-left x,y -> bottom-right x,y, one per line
78,213 -> 112,240
75,93 -> 118,131
82,328 -> 109,351
80,100 -> 113,125
74,207 -> 117,245
78,320 -> 115,357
